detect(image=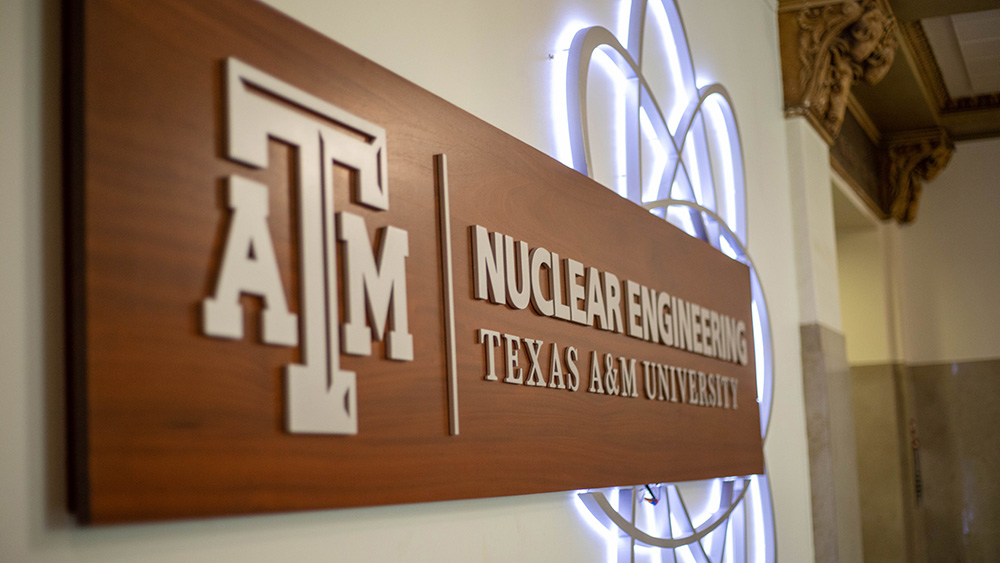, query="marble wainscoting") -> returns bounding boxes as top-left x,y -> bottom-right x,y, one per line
801,324 -> 865,563
851,363 -> 920,563
909,359 -> 1000,563
851,358 -> 1000,563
